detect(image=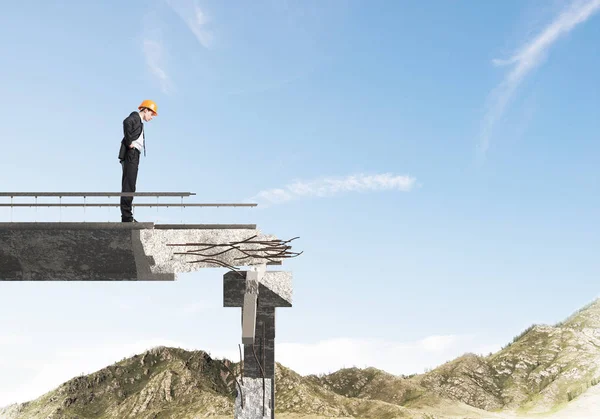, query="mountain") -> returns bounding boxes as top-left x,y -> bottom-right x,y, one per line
2,298 -> 600,418
0,347 -> 236,419
304,299 -> 600,416
0,348 -> 501,419
415,299 -> 600,415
